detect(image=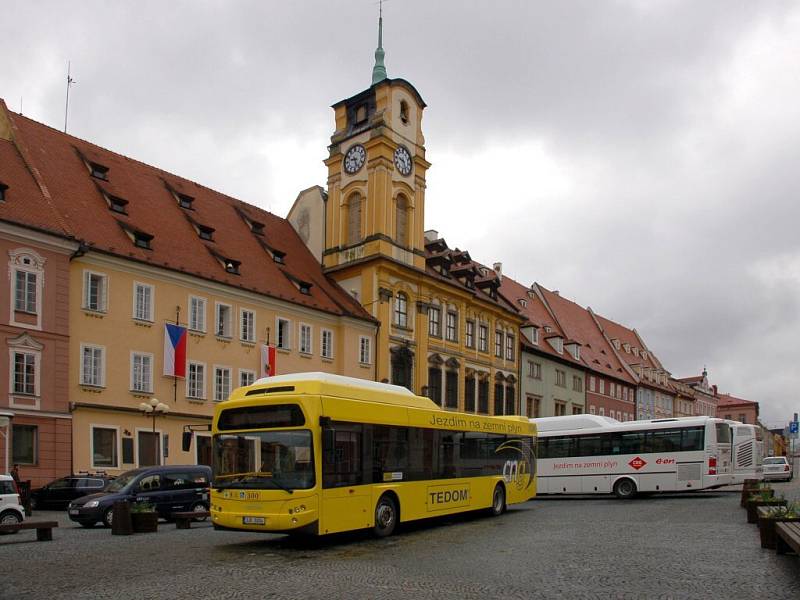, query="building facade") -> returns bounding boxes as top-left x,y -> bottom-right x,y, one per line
678,370 -> 718,417
716,393 -> 759,424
